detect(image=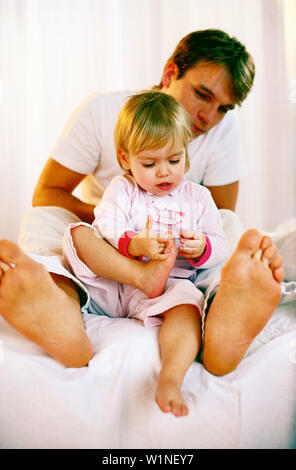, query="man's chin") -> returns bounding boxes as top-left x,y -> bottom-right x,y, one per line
191,125 -> 205,137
